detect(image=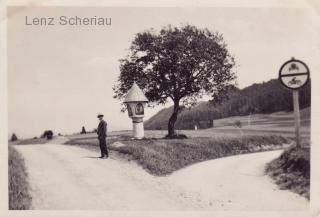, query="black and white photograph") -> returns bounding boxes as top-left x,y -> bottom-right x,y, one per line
1,1 -> 320,216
